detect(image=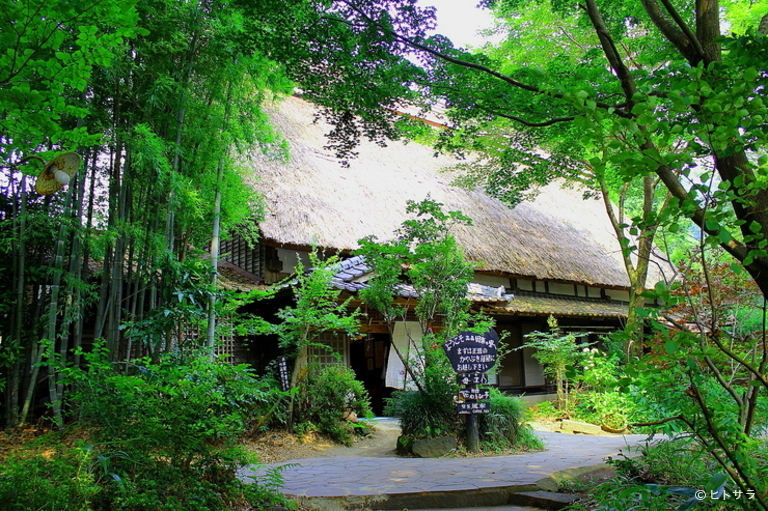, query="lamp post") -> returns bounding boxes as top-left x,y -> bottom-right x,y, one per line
16,152 -> 81,427
34,152 -> 80,195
